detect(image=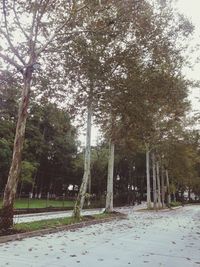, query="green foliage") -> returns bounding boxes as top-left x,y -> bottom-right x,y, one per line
90,145 -> 108,195
14,217 -> 80,232
170,201 -> 182,207
23,102 -> 78,194
20,161 -> 38,185
0,138 -> 12,190
0,97 -> 79,194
